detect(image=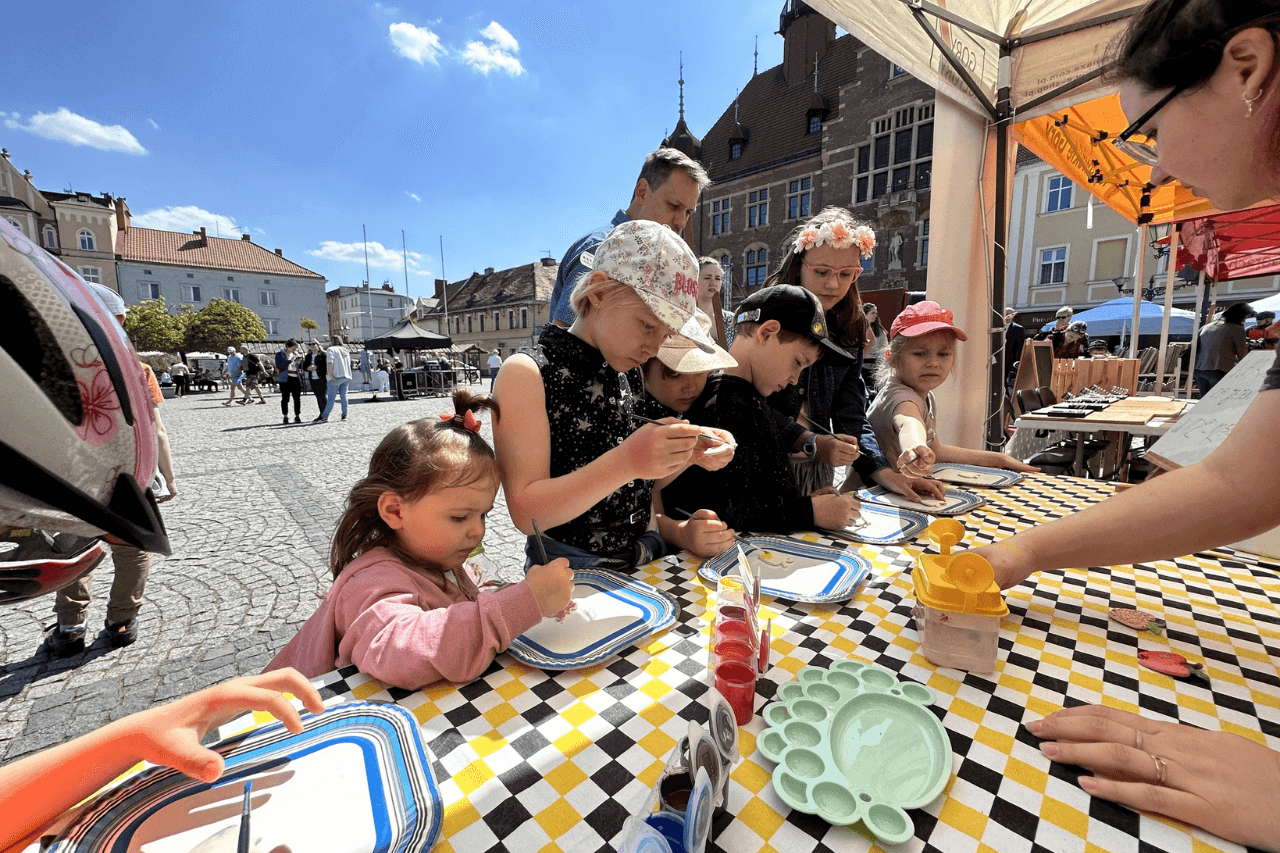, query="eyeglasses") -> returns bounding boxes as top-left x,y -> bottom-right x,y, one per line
1113,82 -> 1186,168
801,260 -> 861,285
